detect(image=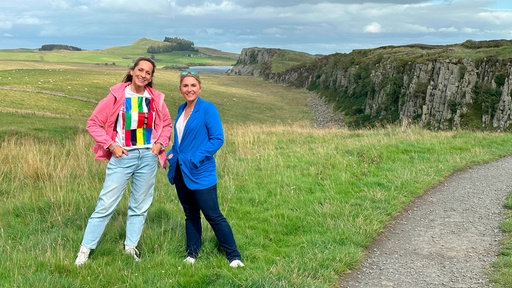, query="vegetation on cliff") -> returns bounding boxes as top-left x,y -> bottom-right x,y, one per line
232,40 -> 512,131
